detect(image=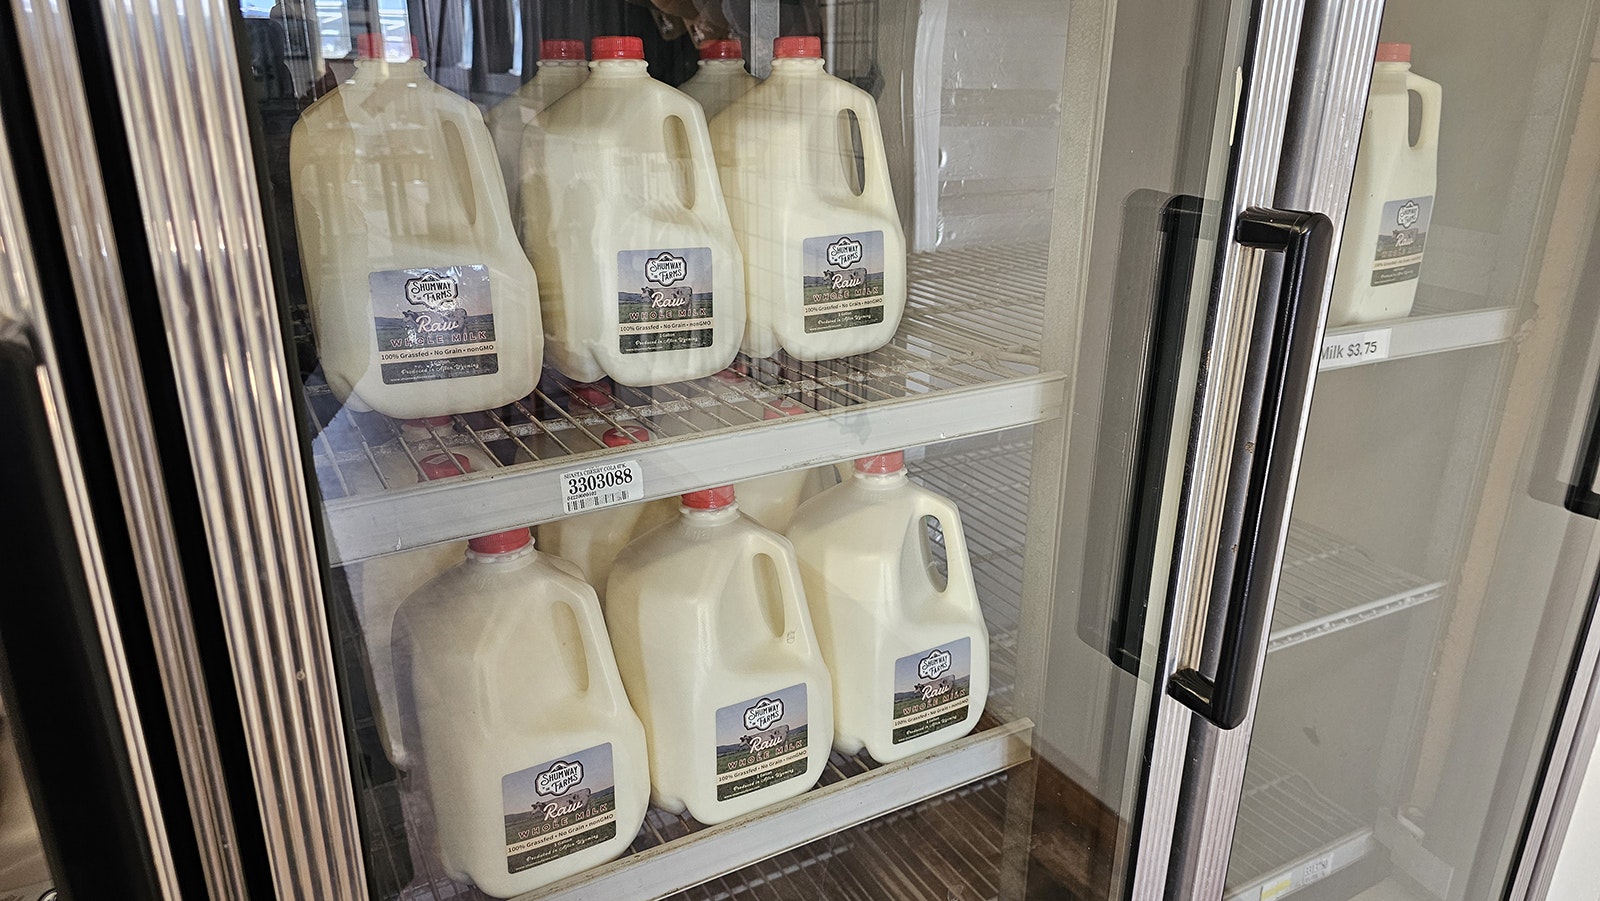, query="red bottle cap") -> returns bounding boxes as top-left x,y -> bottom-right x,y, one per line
541,39 -> 586,61
592,36 -> 645,60
602,425 -> 652,447
572,381 -> 613,409
763,398 -> 808,420
468,528 -> 532,555
773,36 -> 822,59
402,415 -> 455,430
357,33 -> 419,60
854,451 -> 905,474
1376,42 -> 1411,63
418,453 -> 471,480
682,485 -> 736,510
700,39 -> 743,60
